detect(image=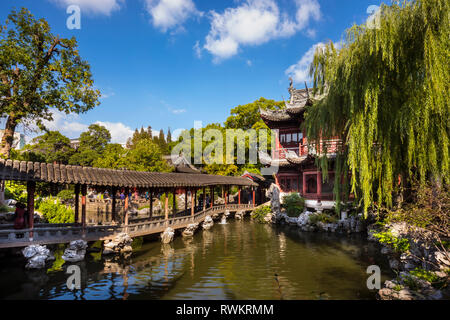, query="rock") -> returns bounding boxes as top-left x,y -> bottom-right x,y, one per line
202,215 -> 214,230
266,183 -> 281,215
22,245 -> 53,269
102,233 -> 133,255
182,223 -> 199,237
161,227 -> 175,244
432,251 -> 450,270
381,246 -> 392,255
263,212 -> 273,223
62,240 -> 88,262
234,210 -> 244,220
389,258 -> 401,270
